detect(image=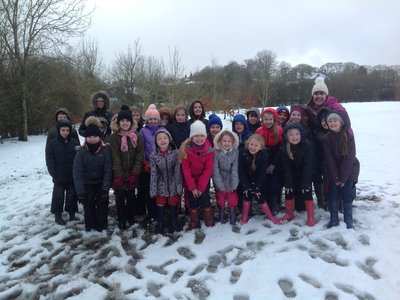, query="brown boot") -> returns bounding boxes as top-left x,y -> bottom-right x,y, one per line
203,207 -> 214,227
189,208 -> 199,230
